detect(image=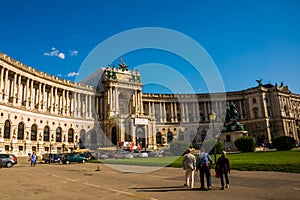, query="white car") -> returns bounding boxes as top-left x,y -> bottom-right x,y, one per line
133,150 -> 148,158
